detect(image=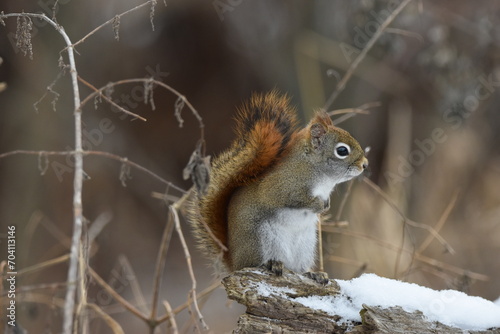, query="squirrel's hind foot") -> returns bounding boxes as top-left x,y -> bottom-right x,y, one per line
263,259 -> 284,276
